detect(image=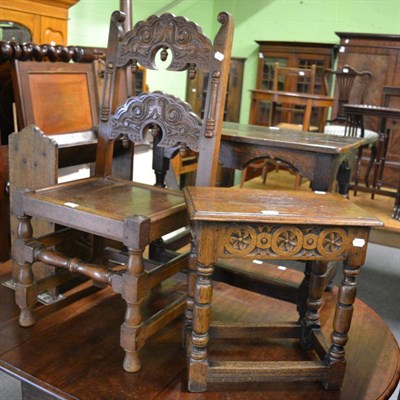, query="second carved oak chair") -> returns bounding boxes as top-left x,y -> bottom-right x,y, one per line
13,10 -> 233,372
323,65 -> 378,195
